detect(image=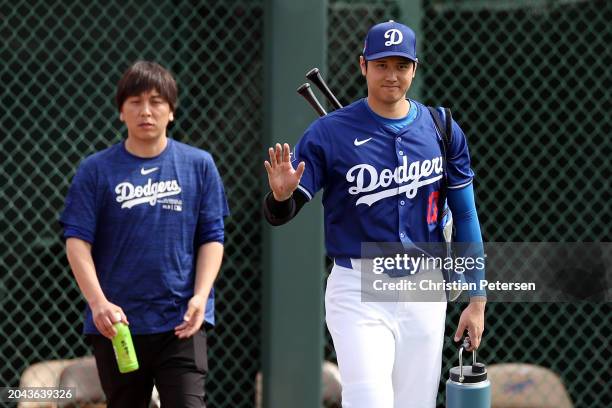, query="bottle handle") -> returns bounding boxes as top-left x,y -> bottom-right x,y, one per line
458,337 -> 477,383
